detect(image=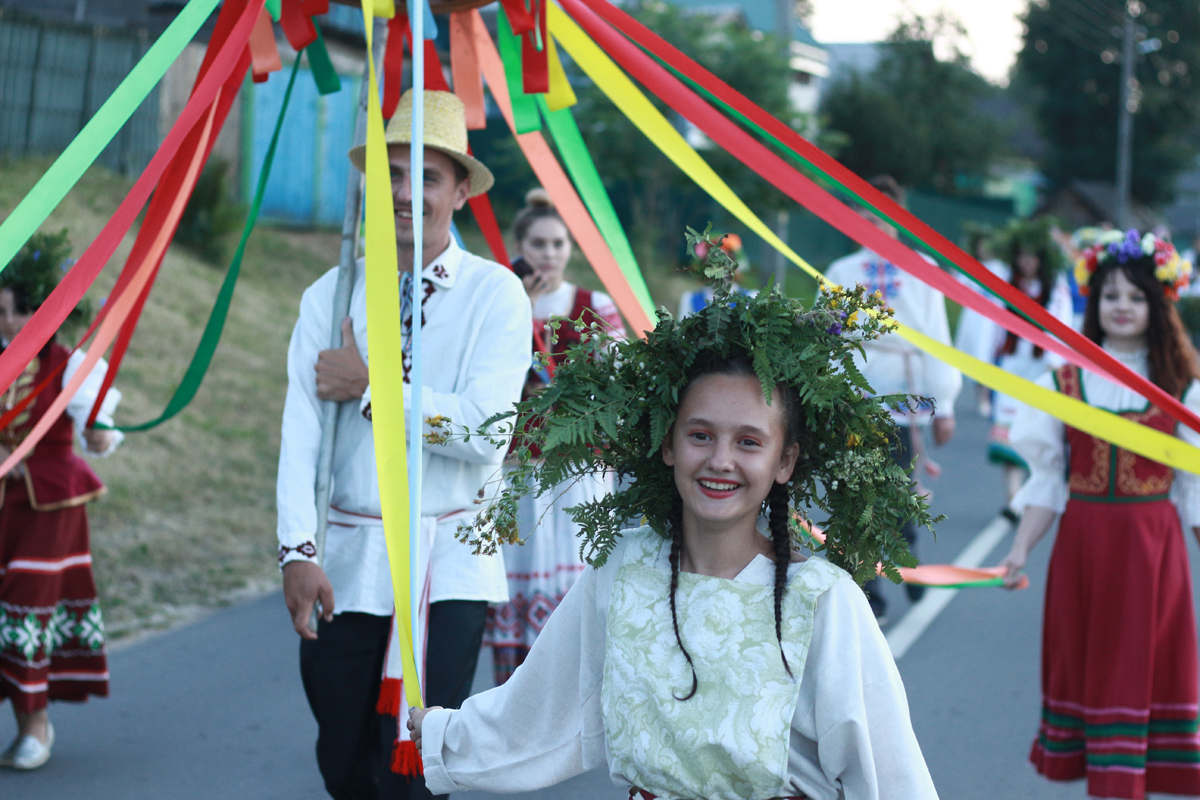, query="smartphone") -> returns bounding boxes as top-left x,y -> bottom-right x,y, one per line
512,256 -> 534,279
